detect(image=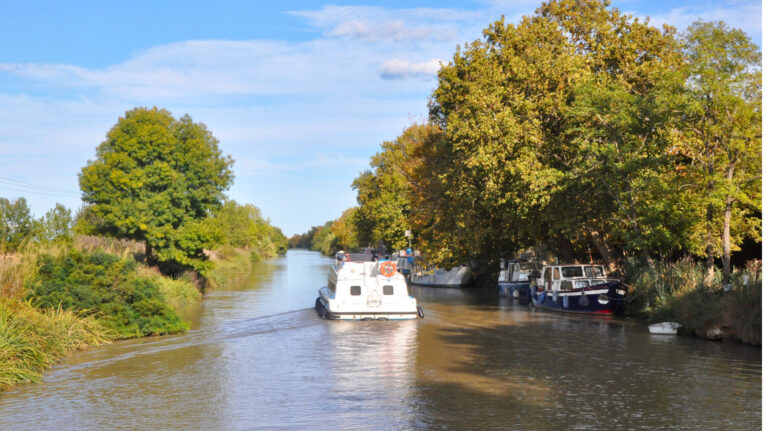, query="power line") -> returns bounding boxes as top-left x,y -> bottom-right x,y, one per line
0,186 -> 80,198
0,177 -> 80,196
